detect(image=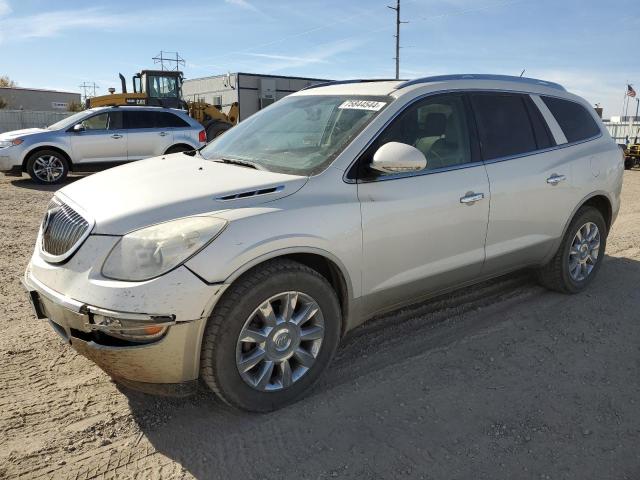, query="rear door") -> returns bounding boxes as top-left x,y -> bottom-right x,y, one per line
471,92 -> 577,274
356,93 -> 491,316
68,111 -> 127,164
124,110 -> 174,160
